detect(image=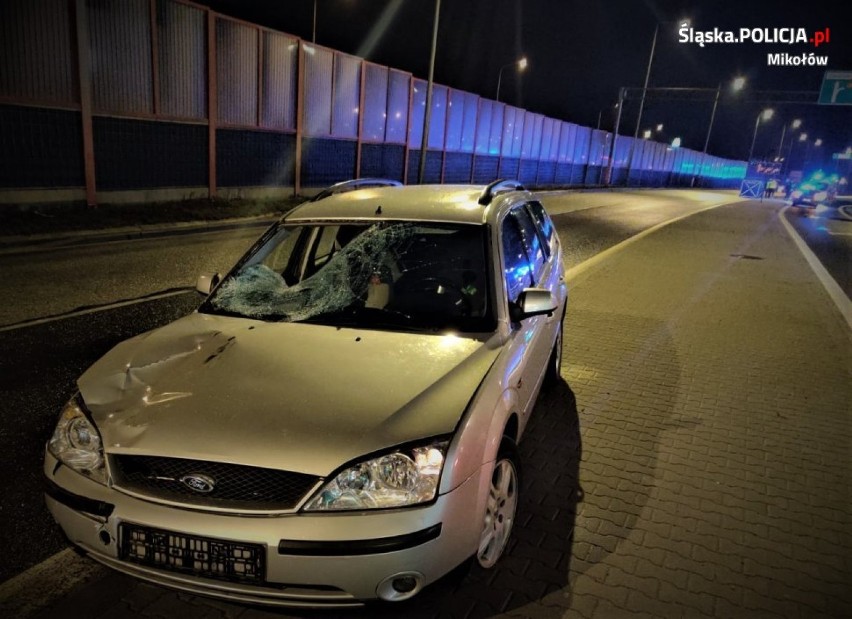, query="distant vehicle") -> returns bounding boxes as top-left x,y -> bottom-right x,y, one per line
789,181 -> 837,213
43,178 -> 568,607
